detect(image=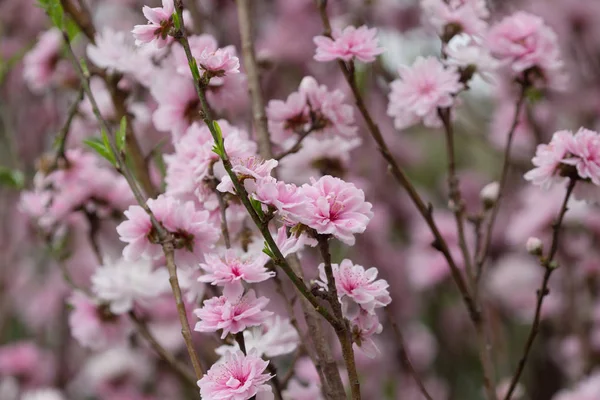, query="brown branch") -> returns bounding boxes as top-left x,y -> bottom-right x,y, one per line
314,0 -> 479,327
52,86 -> 84,170
129,311 -> 198,388
61,32 -> 205,384
439,108 -> 497,400
235,0 -> 273,160
503,178 -> 577,400
475,87 -> 527,281
385,308 -> 433,400
275,127 -> 314,161
317,235 -> 361,400
60,0 -> 95,43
